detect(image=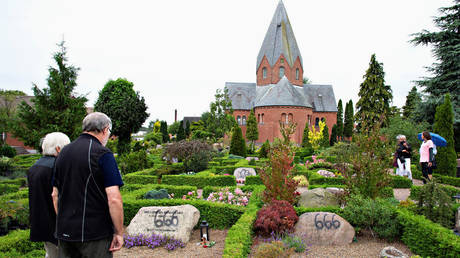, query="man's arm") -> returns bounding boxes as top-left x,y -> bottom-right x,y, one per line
106,185 -> 123,252
52,187 -> 59,214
